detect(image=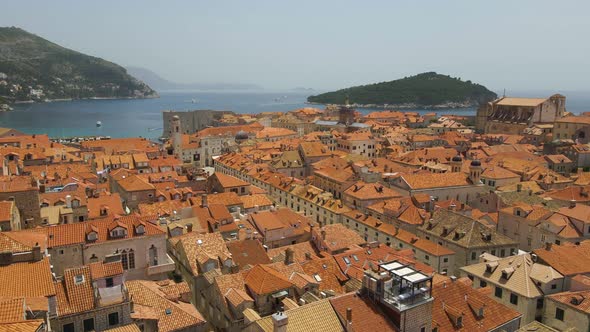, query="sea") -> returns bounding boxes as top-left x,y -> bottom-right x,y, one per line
0,90 -> 588,140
